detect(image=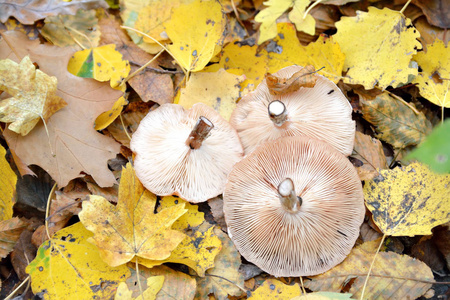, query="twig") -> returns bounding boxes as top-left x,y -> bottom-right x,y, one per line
399,0 -> 412,15
360,234 -> 386,300
121,49 -> 164,85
